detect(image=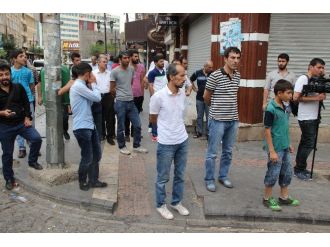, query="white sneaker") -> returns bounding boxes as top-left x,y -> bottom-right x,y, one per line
170,202 -> 190,216
120,147 -> 131,155
156,204 -> 174,220
148,127 -> 152,133
133,146 -> 148,153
